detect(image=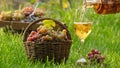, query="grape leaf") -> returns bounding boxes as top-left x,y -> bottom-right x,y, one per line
42,20 -> 56,28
